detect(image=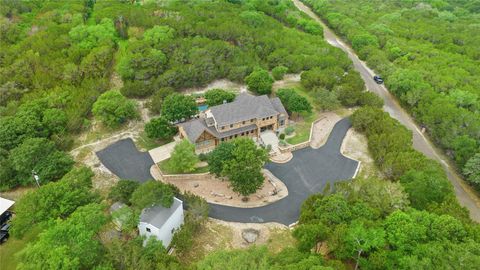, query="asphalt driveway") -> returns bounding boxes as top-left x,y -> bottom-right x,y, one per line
96,138 -> 155,183
96,118 -> 358,225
